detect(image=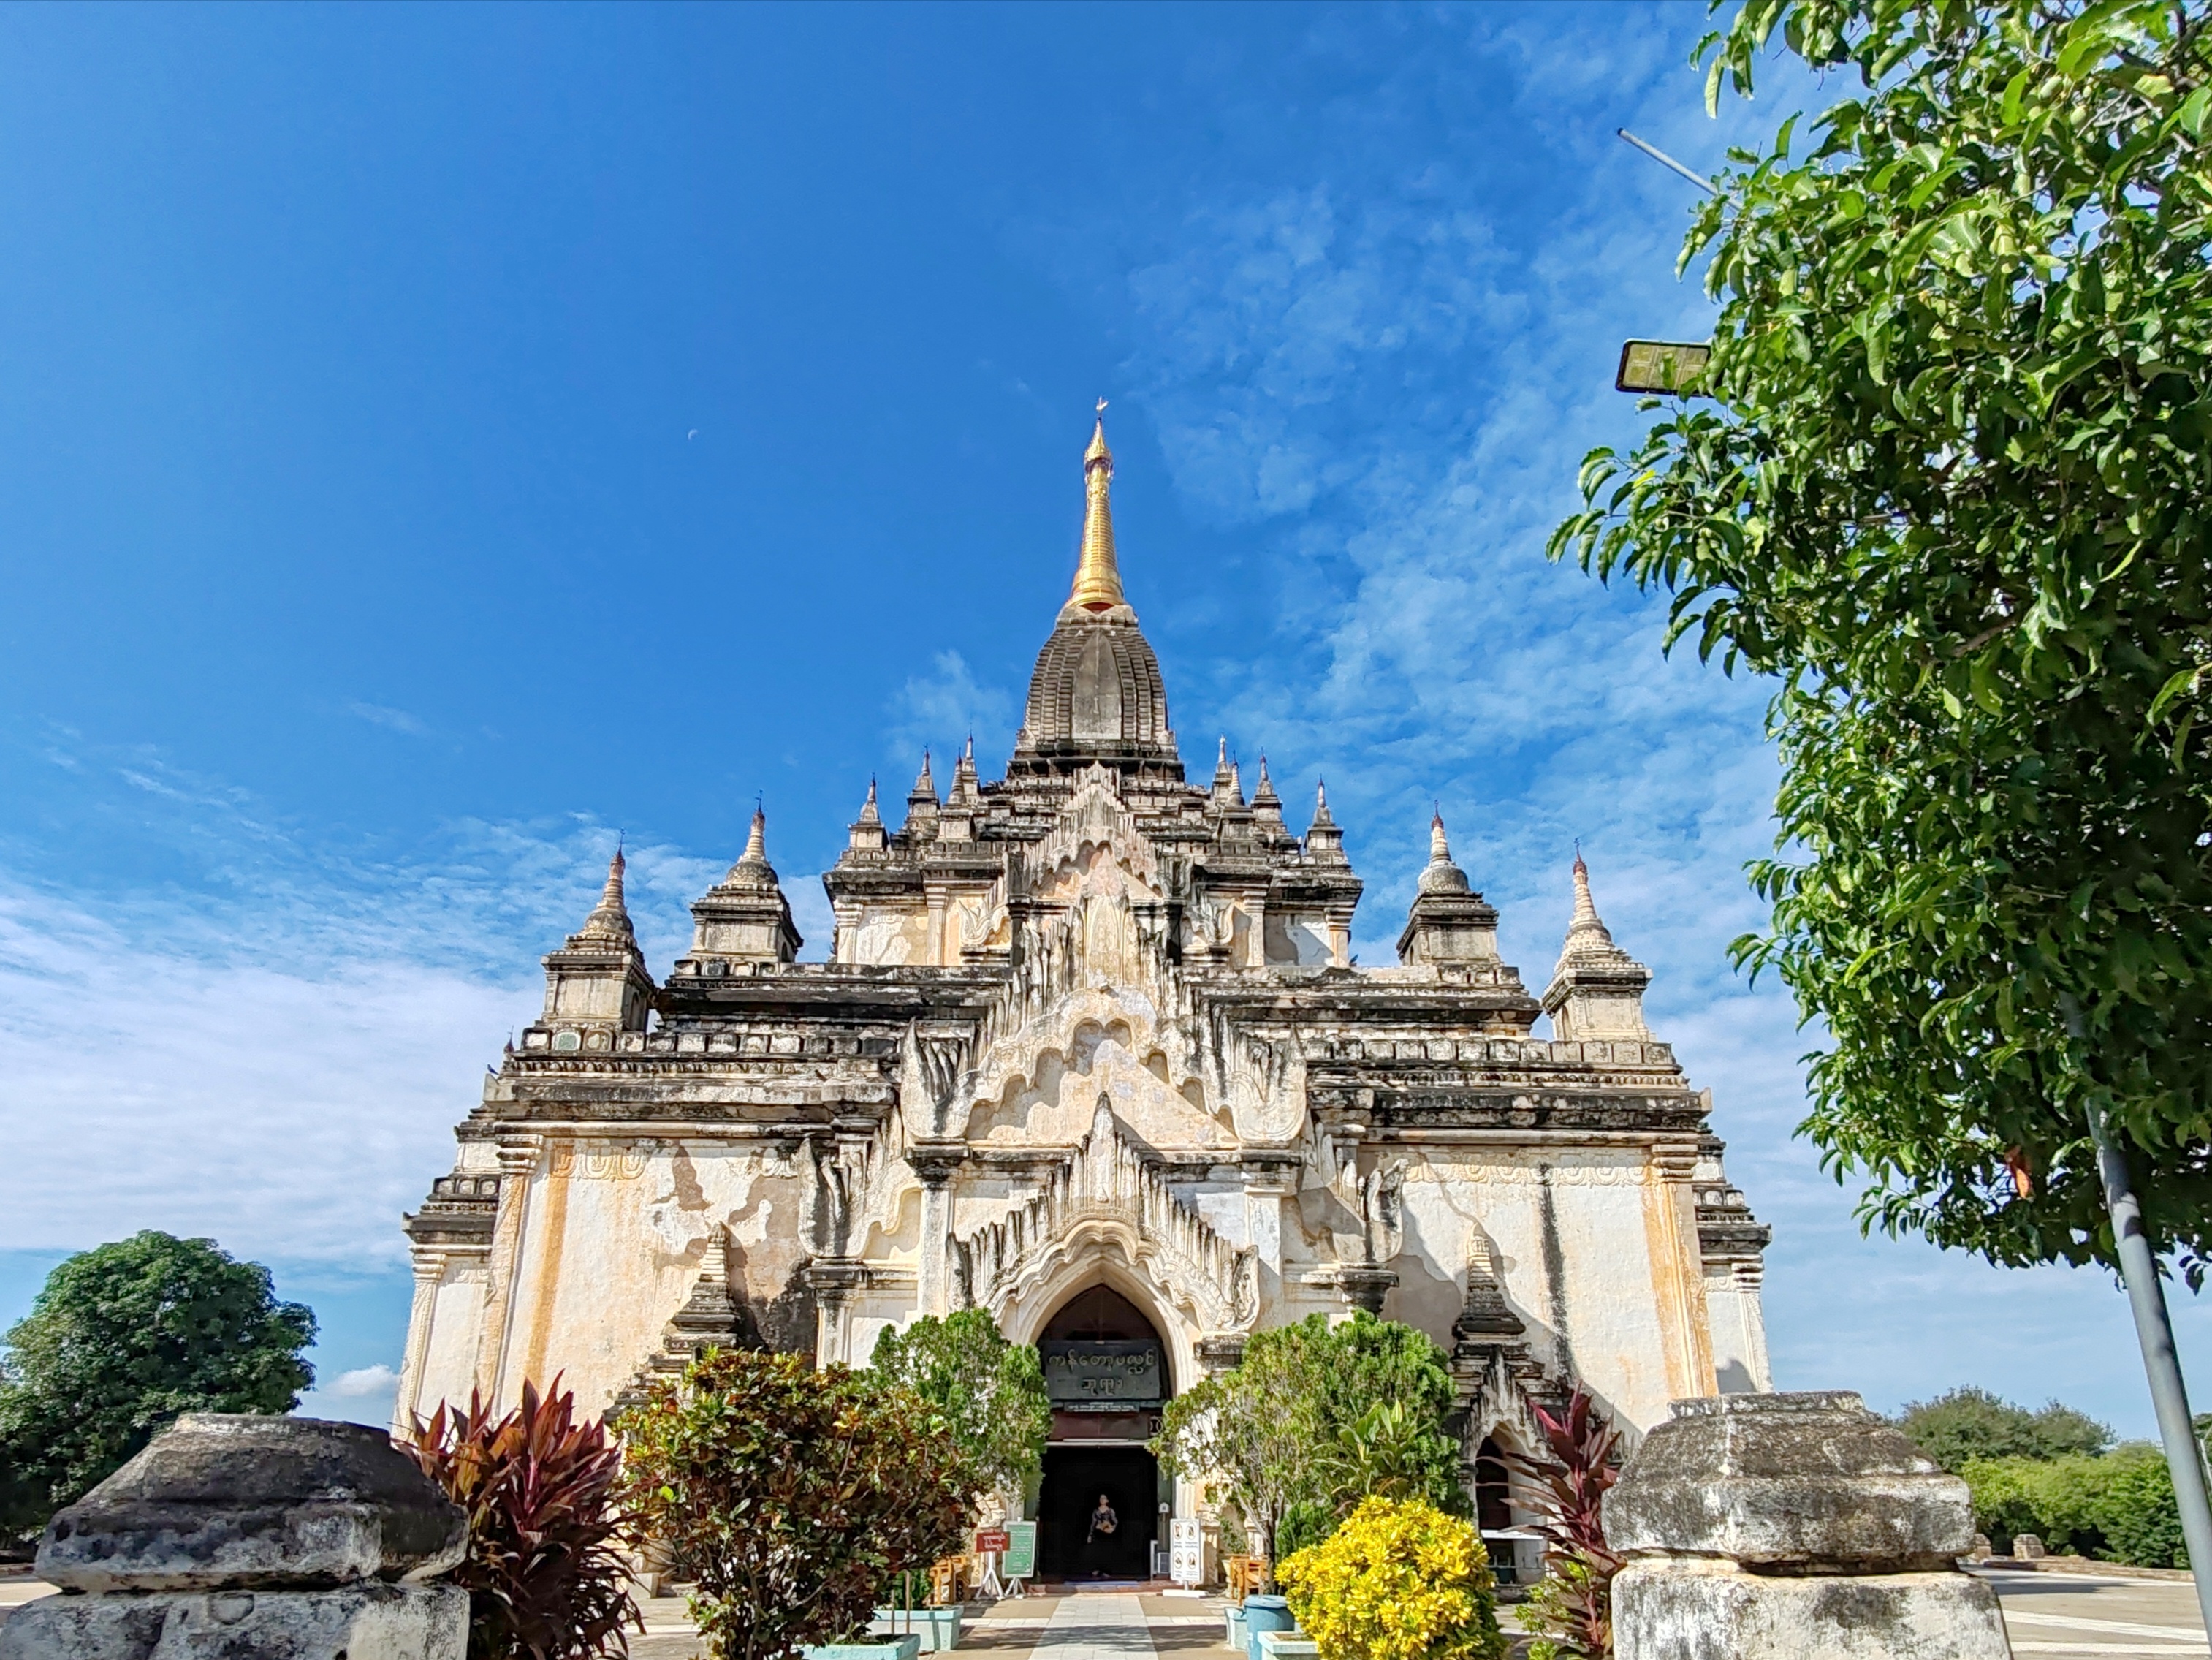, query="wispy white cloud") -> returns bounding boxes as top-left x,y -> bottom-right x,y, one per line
886,648 -> 1017,775
345,702 -> 427,737
295,1362 -> 400,1428
1023,5 -> 2212,1430
327,1362 -> 398,1398
0,740 -> 731,1263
